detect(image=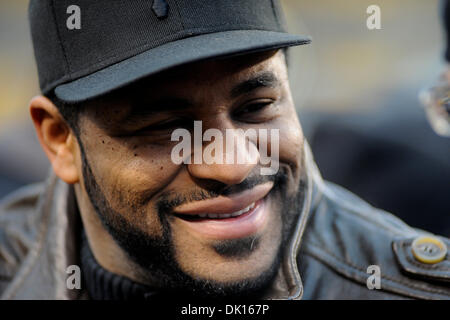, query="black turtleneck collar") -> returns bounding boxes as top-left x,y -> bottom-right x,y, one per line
79,230 -> 158,300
